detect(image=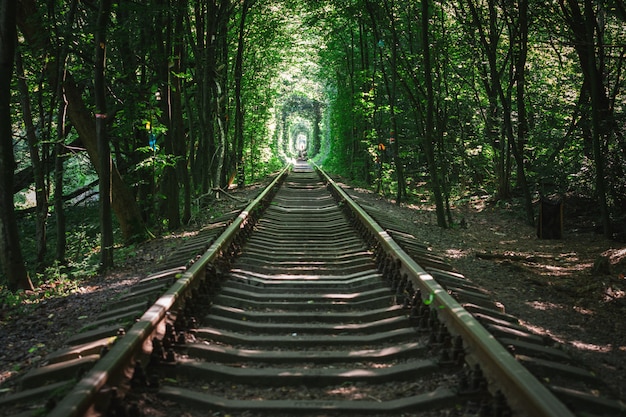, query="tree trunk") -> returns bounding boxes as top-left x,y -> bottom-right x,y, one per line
560,0 -> 611,236
16,50 -> 48,269
213,0 -> 230,191
384,0 -> 407,204
52,0 -> 78,265
0,0 -> 33,291
213,77 -> 227,191
172,0 -> 191,224
465,0 -> 511,200
422,0 -> 447,227
54,111 -> 66,264
367,0 -> 407,202
582,0 -> 610,237
234,0 -> 250,188
495,0 -> 533,226
515,0 -> 534,226
158,0 -> 181,230
95,0 -> 114,270
192,0 -> 212,194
